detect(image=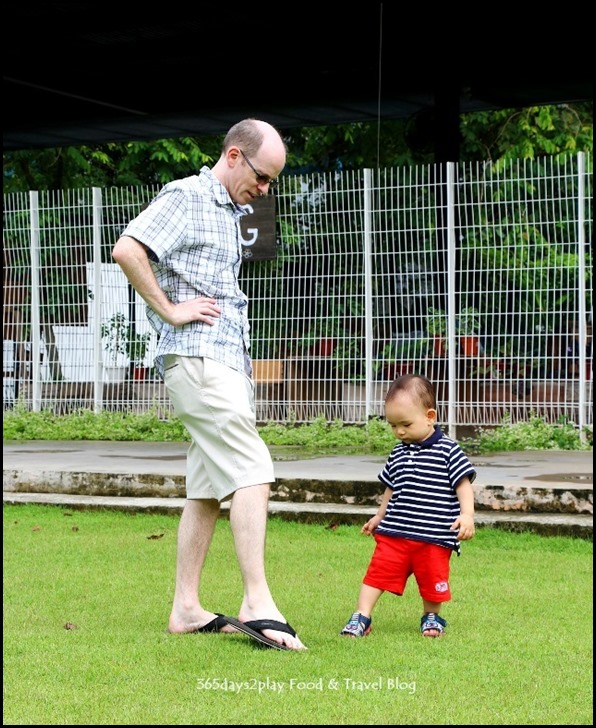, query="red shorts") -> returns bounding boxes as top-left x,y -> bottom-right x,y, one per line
363,533 -> 452,602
